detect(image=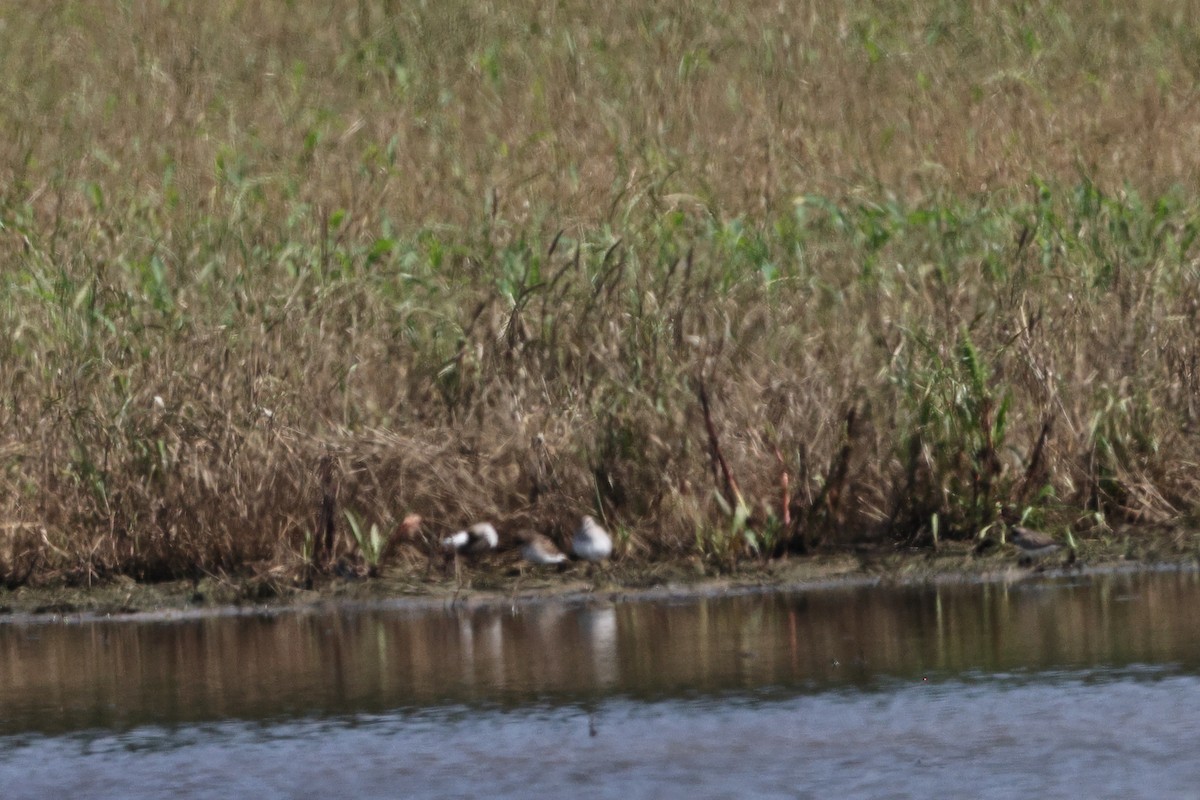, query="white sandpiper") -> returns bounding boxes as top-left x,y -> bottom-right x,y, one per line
517,532 -> 568,565
572,515 -> 613,562
442,522 -> 499,554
